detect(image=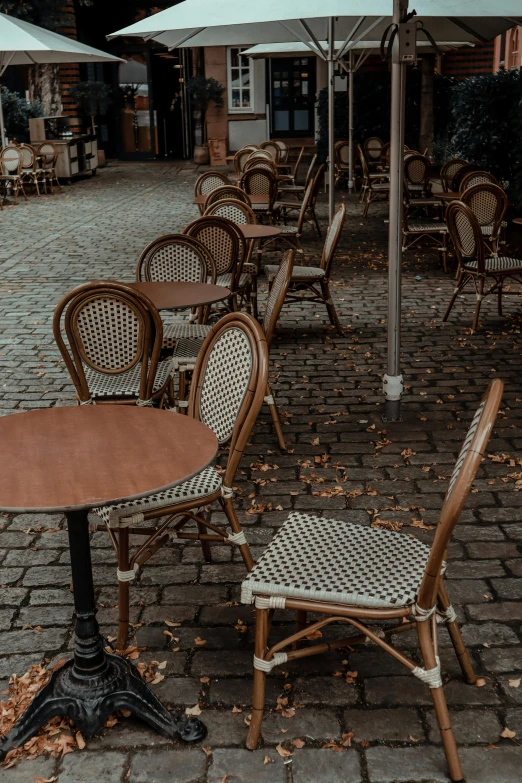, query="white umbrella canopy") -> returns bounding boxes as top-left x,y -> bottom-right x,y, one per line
0,13 -> 122,146
242,40 -> 471,56
108,0 -> 521,47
